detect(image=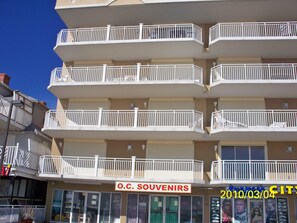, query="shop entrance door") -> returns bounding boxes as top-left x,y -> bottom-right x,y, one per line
150,196 -> 179,223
